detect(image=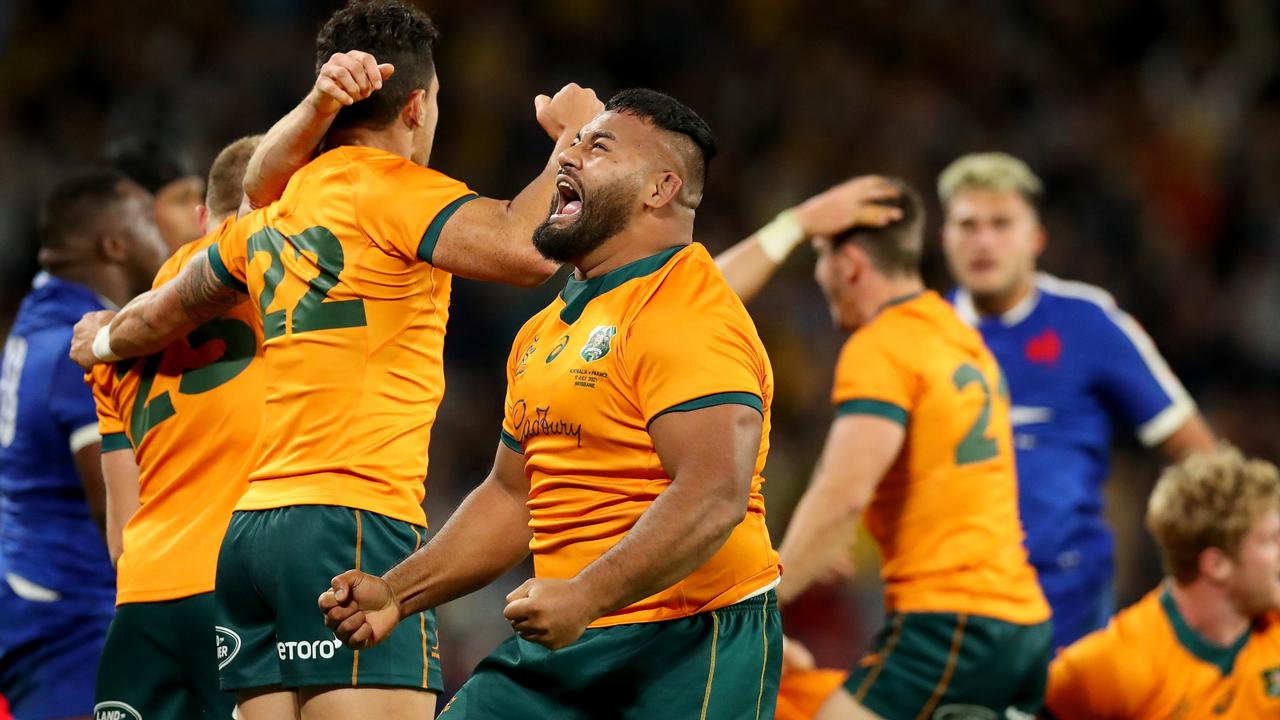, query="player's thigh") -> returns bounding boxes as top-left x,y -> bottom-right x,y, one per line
96,601 -> 200,720
626,591 -> 782,720
843,613 -> 968,719
216,510 -> 284,693
299,686 -> 435,720
175,592 -> 238,719
236,686 -> 299,720
815,688 -> 886,720
439,634 -> 595,720
270,506 -> 440,692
